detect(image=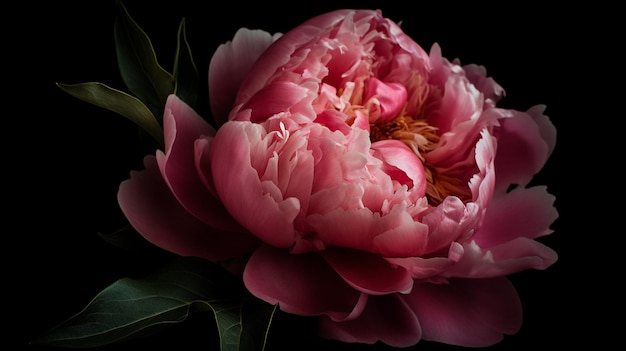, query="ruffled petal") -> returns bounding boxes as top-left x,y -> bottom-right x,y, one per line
403,277 -> 522,347
243,244 -> 364,321
118,156 -> 259,261
318,294 -> 421,347
210,121 -> 299,248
